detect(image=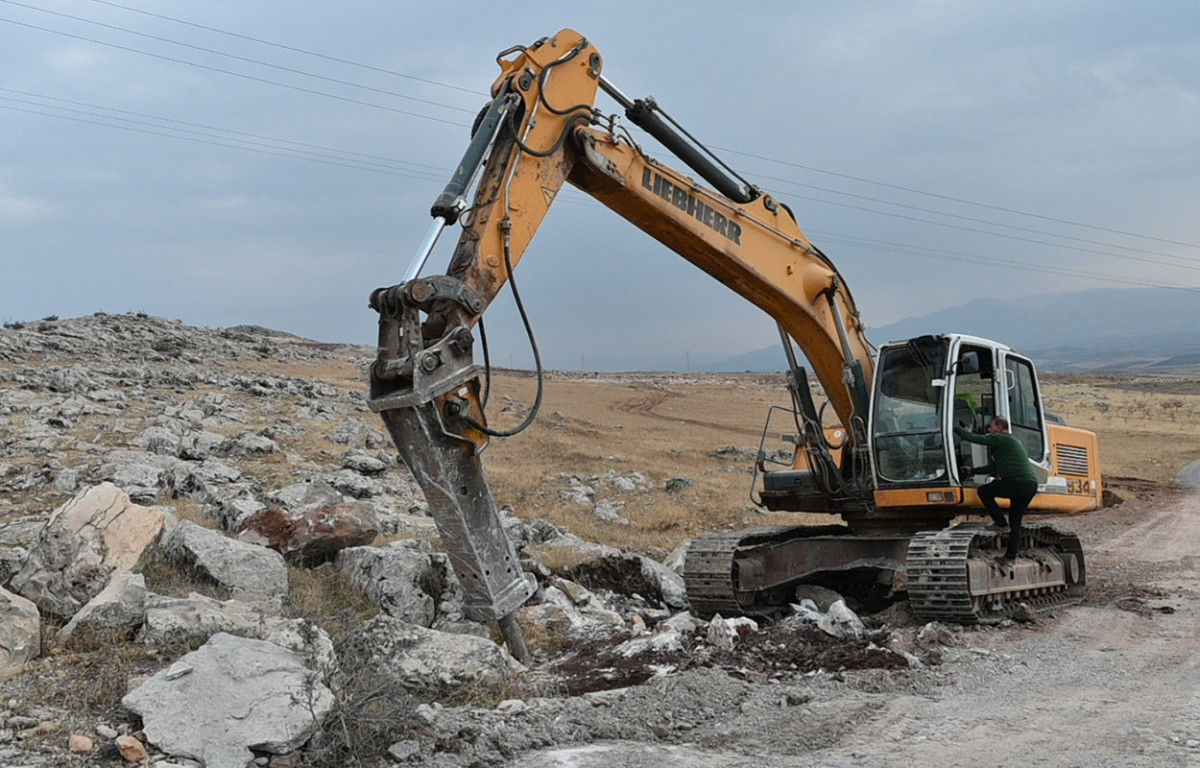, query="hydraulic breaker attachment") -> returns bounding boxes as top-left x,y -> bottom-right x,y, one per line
369,283 -> 534,662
